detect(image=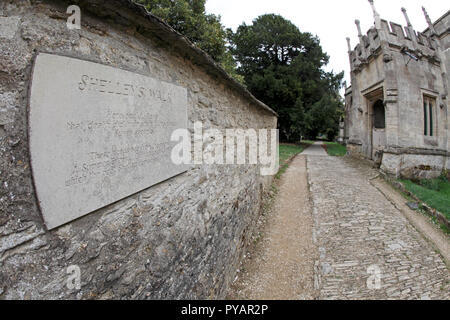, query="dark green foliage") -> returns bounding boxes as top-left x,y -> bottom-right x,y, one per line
136,0 -> 243,83
136,5 -> 343,139
230,14 -> 344,142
